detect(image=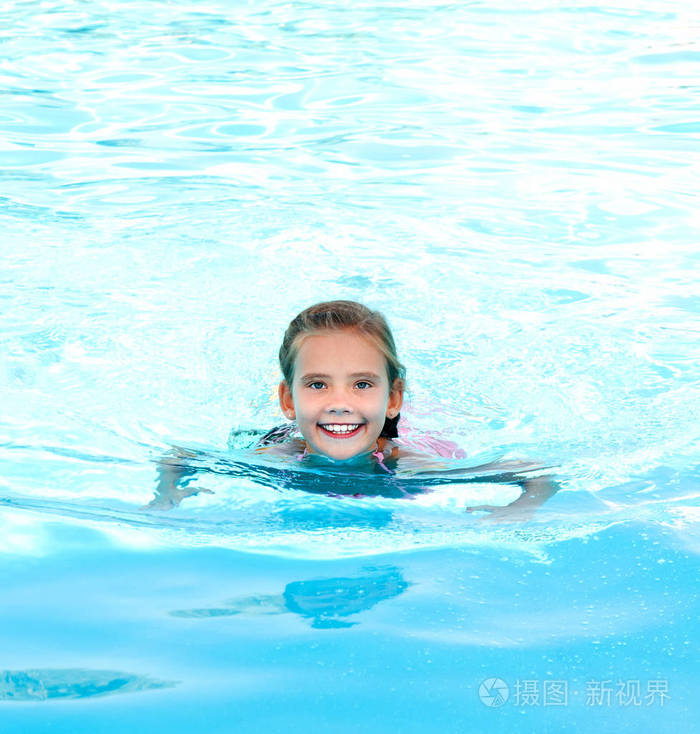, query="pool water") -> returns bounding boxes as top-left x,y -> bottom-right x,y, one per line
1,0 -> 698,731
